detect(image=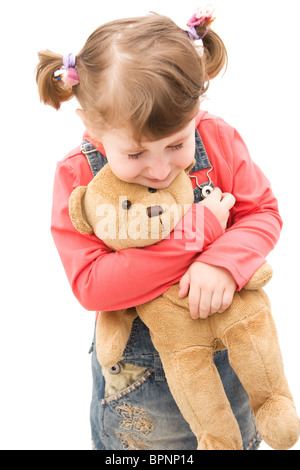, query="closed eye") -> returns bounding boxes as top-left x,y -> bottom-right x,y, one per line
169,143 -> 183,151
128,143 -> 183,159
128,152 -> 143,160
